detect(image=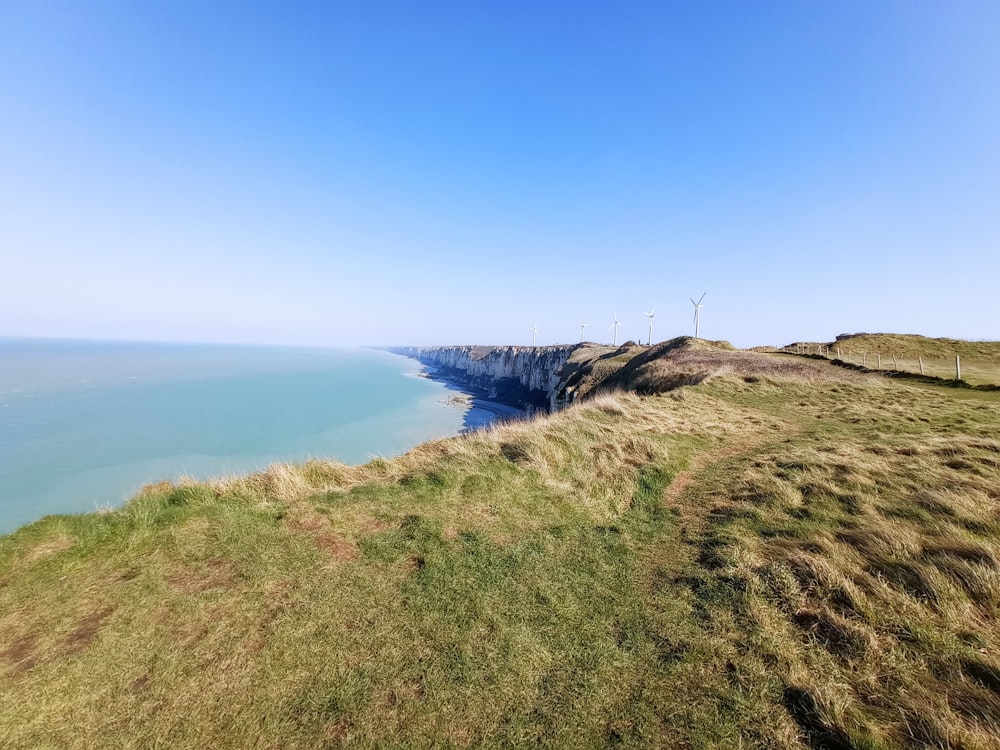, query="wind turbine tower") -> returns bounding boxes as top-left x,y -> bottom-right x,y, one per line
529,323 -> 538,347
609,313 -> 623,346
578,320 -> 590,342
690,293 -> 706,339
643,306 -> 656,346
